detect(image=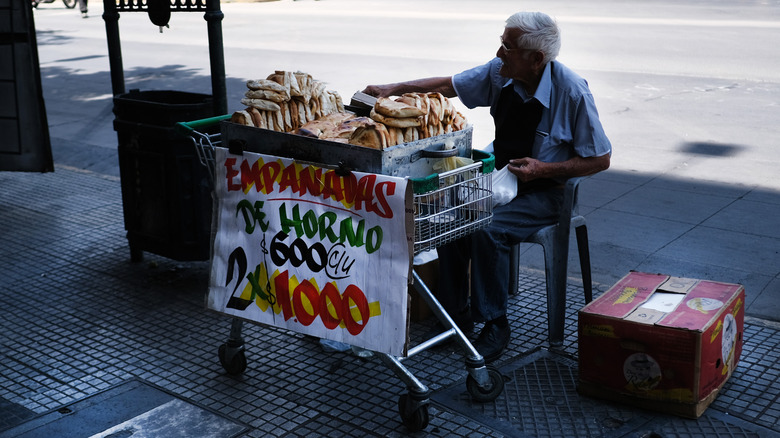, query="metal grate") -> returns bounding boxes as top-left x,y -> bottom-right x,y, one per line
0,399 -> 35,434
0,380 -> 247,438
652,413 -> 764,438
433,348 -> 654,437
432,348 -> 776,437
